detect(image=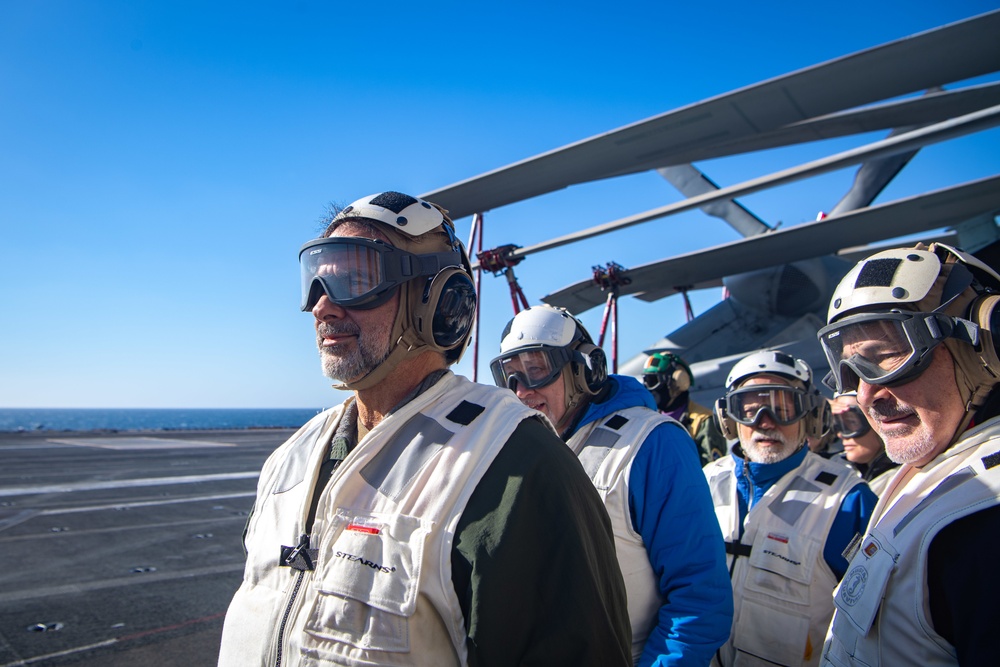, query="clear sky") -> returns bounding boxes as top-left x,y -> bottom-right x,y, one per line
1,1 -> 998,409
